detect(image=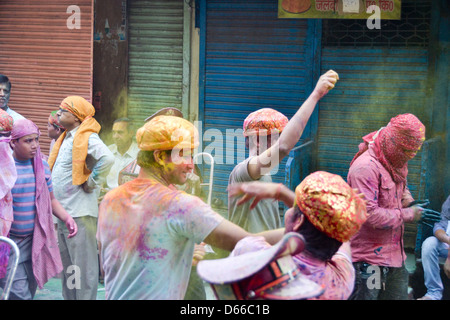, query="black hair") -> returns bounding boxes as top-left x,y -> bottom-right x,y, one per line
113,117 -> 135,133
0,74 -> 11,90
294,206 -> 343,261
